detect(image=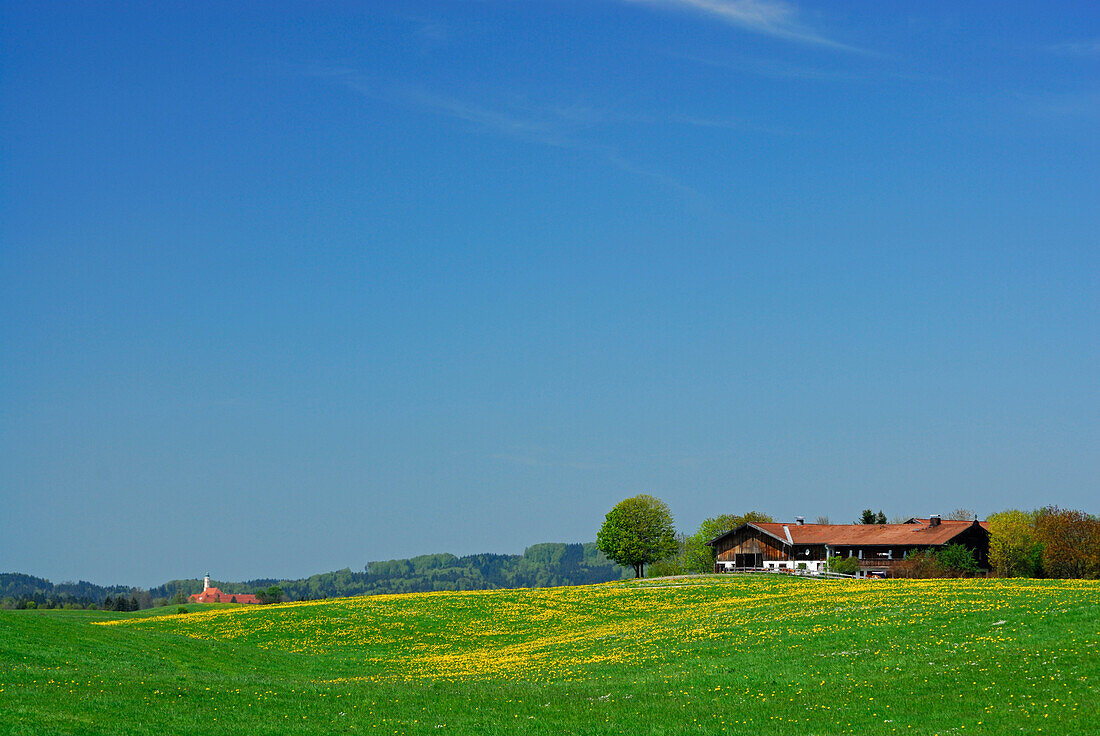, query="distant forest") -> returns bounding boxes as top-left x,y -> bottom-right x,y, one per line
1,542 -> 632,610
